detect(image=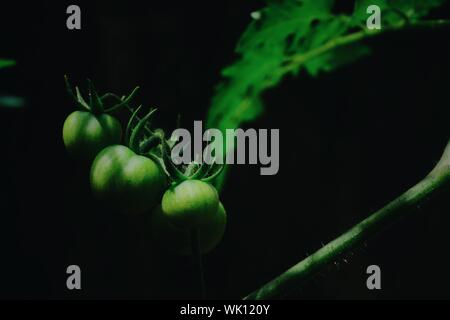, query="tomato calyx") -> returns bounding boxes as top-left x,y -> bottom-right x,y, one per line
124,107 -> 226,186
160,136 -> 225,186
122,106 -> 173,182
124,106 -> 160,154
64,75 -> 139,115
